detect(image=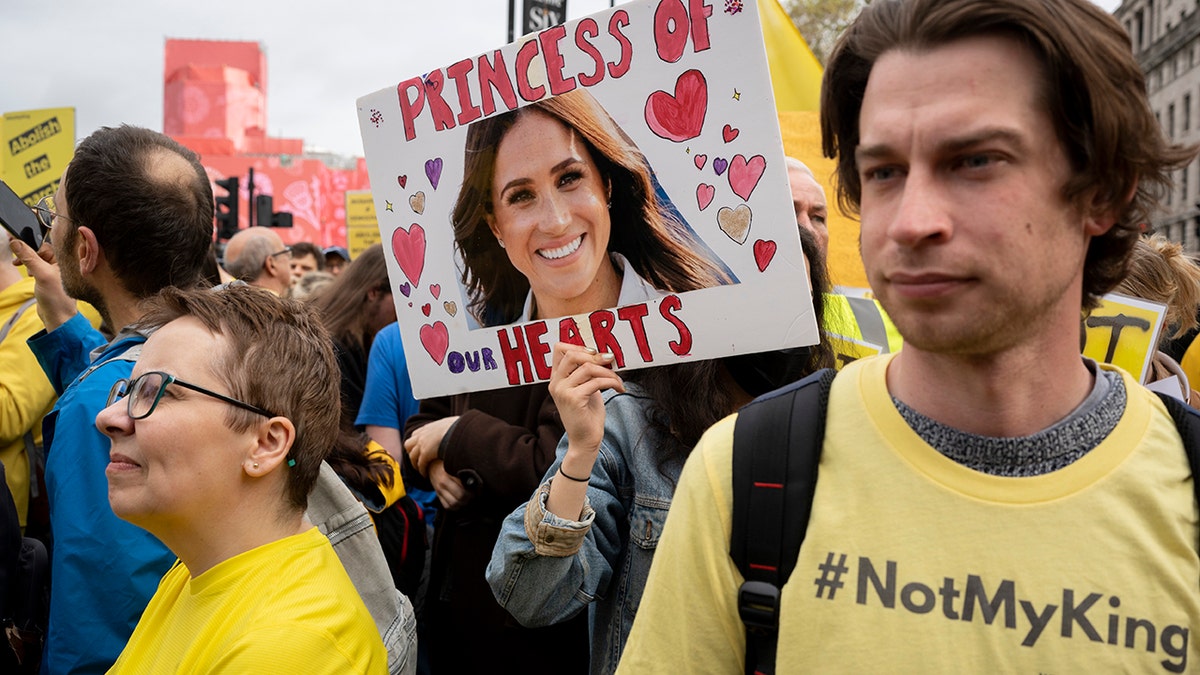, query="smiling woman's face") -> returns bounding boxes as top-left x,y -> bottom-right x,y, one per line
486,109 -> 620,320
